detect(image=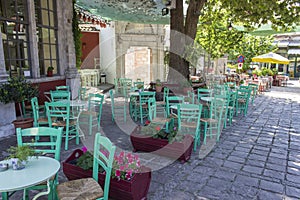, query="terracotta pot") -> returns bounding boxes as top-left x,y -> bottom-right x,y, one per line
47,71 -> 53,77
12,118 -> 34,129
63,149 -> 152,200
130,126 -> 194,163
